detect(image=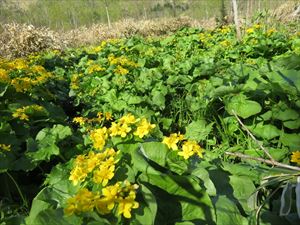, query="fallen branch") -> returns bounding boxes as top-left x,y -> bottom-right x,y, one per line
231,110 -> 276,163
225,151 -> 300,171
